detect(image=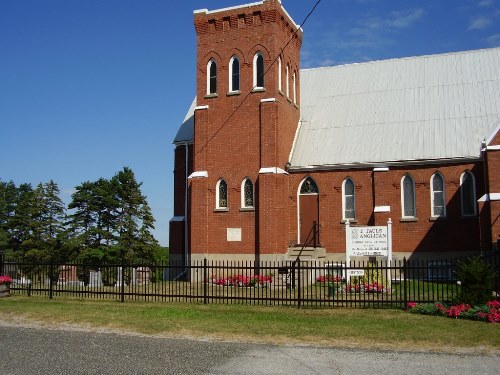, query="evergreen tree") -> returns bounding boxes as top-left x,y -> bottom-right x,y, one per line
112,167 -> 157,263
0,180 -> 17,253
